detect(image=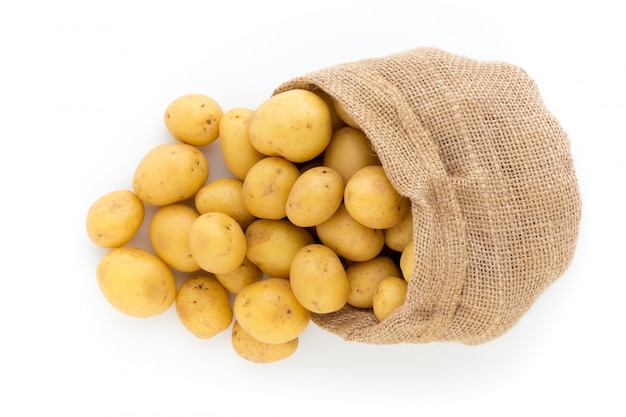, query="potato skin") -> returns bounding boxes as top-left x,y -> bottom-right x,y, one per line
188,212 -> 247,274
323,126 -> 380,184
164,93 -> 223,146
344,165 -> 410,229
233,278 -> 310,344
373,276 -> 408,322
231,321 -> 298,364
219,107 -> 265,180
215,256 -> 263,294
195,177 -> 256,230
149,204 -> 200,272
175,275 -> 233,339
346,256 -> 401,309
286,166 -> 344,227
133,143 -> 209,206
289,244 -> 349,314
248,89 -> 332,163
86,189 -> 144,248
96,246 -> 176,318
